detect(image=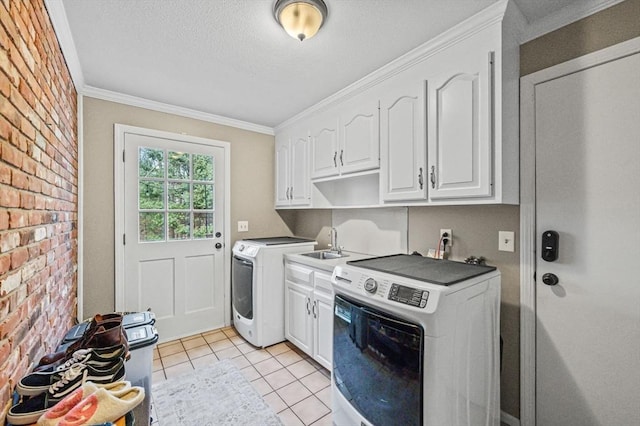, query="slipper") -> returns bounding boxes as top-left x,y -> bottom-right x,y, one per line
37,381 -> 131,426
57,386 -> 144,426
